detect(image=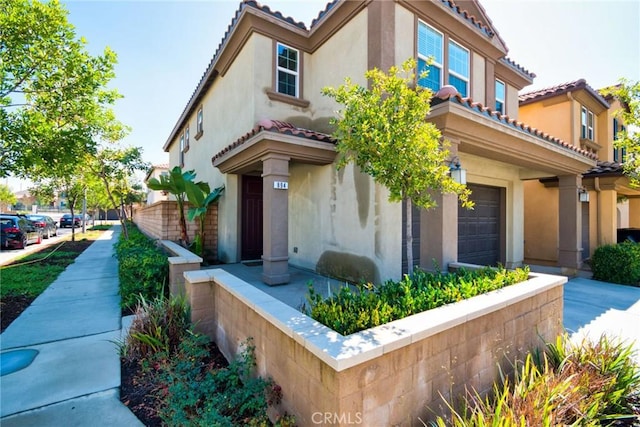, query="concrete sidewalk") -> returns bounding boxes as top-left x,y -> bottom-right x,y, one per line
0,225 -> 143,426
